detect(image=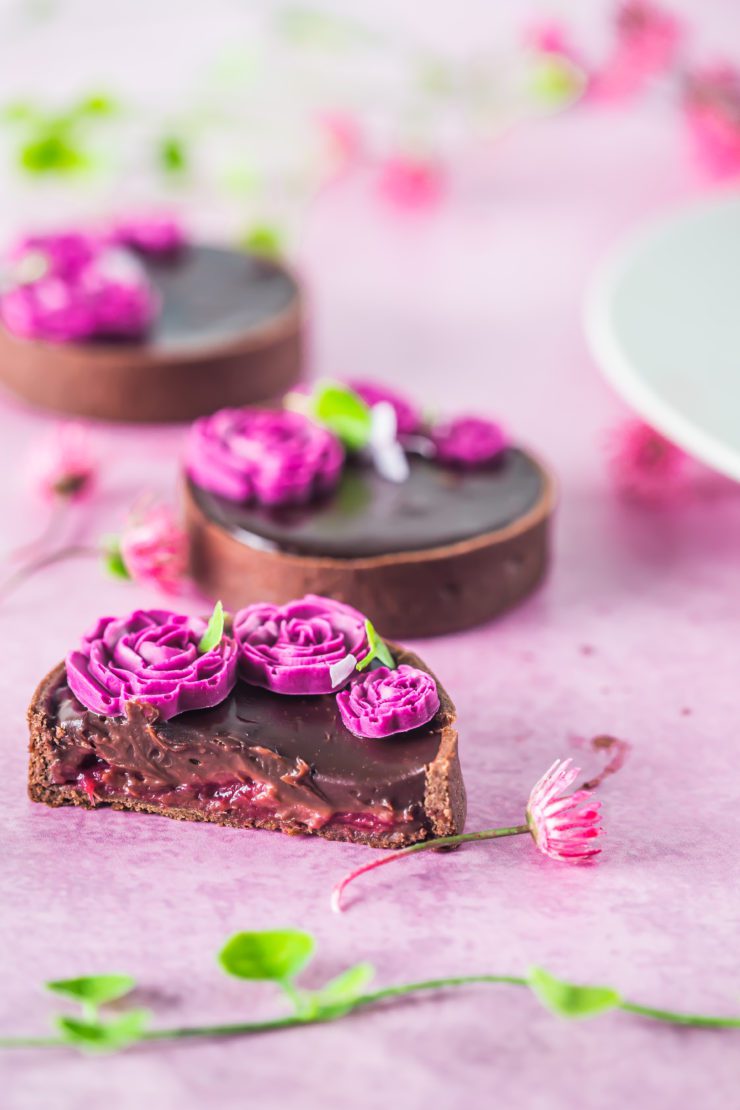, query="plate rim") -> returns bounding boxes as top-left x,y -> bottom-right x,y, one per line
584,189 -> 740,481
